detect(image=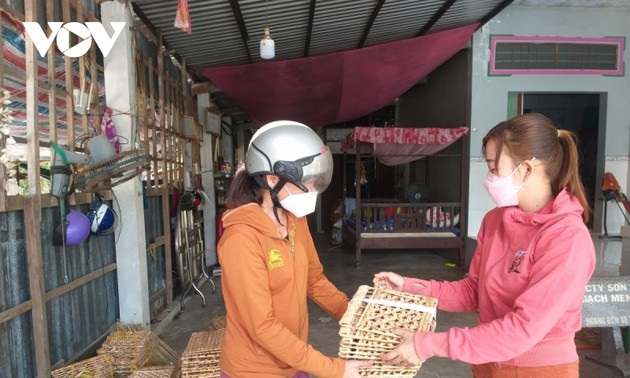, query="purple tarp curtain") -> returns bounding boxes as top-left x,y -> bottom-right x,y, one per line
204,23 -> 479,128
